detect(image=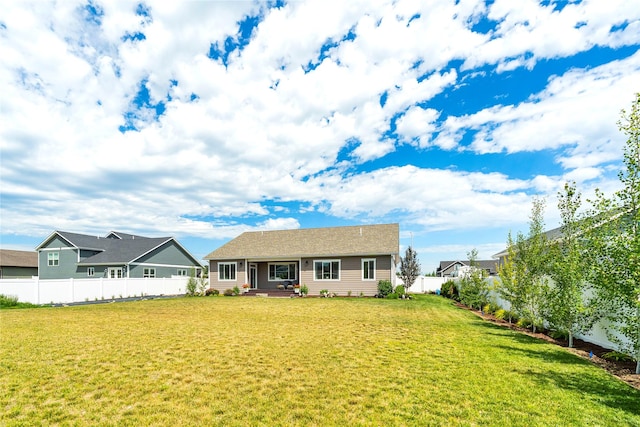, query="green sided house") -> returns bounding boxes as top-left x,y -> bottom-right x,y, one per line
204,223 -> 399,296
36,231 -> 203,279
